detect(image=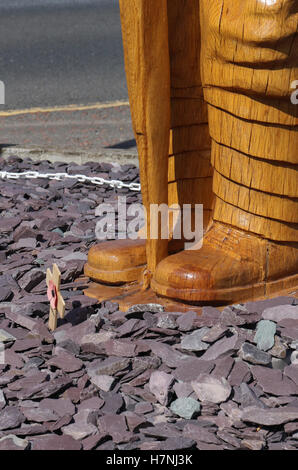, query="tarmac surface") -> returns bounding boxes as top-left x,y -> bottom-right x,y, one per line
0,0 -> 136,157
0,103 -> 136,154
0,0 -> 127,109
